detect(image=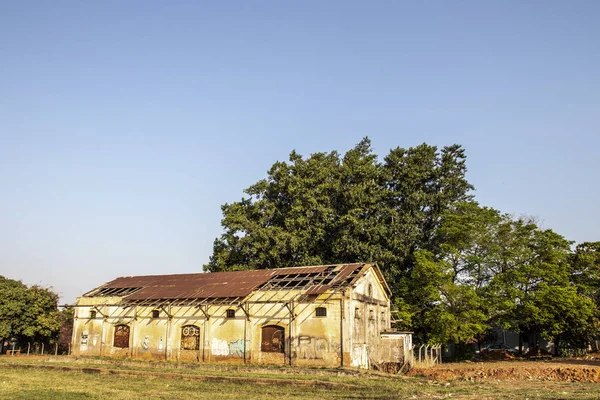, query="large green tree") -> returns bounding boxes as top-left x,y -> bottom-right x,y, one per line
206,139 -> 599,349
395,202 -> 598,348
205,138 -> 473,299
0,276 -> 61,349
